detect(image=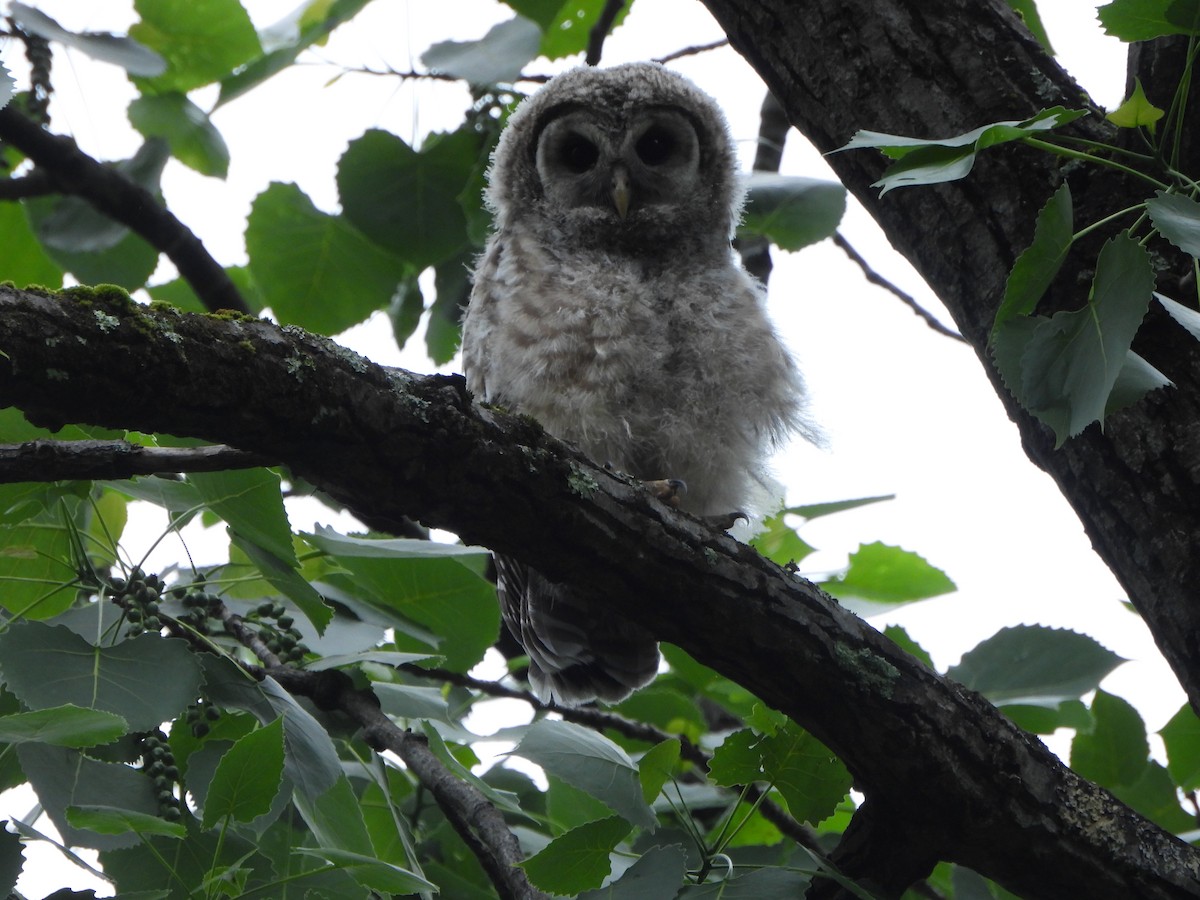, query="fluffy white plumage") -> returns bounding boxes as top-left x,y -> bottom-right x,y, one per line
462,62 -> 809,704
